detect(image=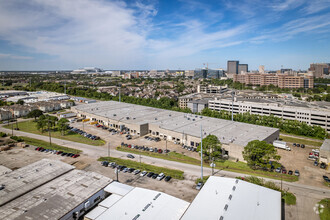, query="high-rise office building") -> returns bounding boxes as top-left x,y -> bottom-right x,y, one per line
227,60 -> 239,74
309,63 -> 330,78
238,64 -> 248,74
